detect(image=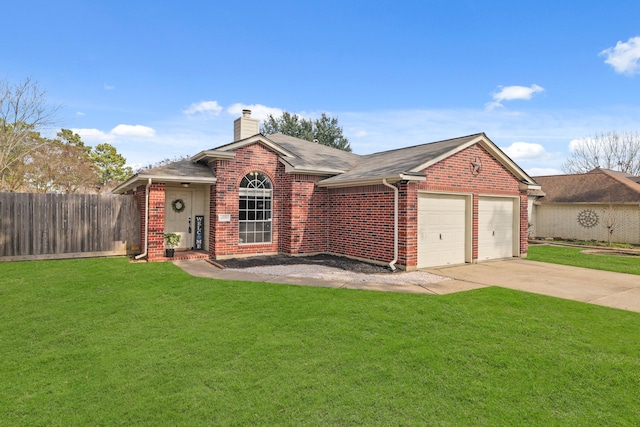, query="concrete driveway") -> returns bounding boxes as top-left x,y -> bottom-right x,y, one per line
427,259 -> 640,313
